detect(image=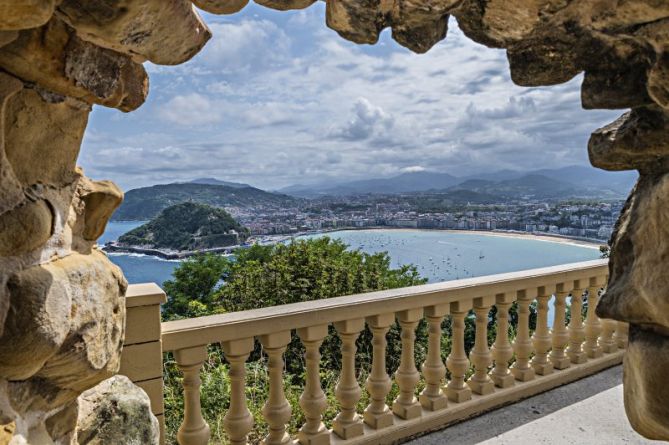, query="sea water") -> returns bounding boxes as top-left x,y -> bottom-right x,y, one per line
102,222 -> 600,287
